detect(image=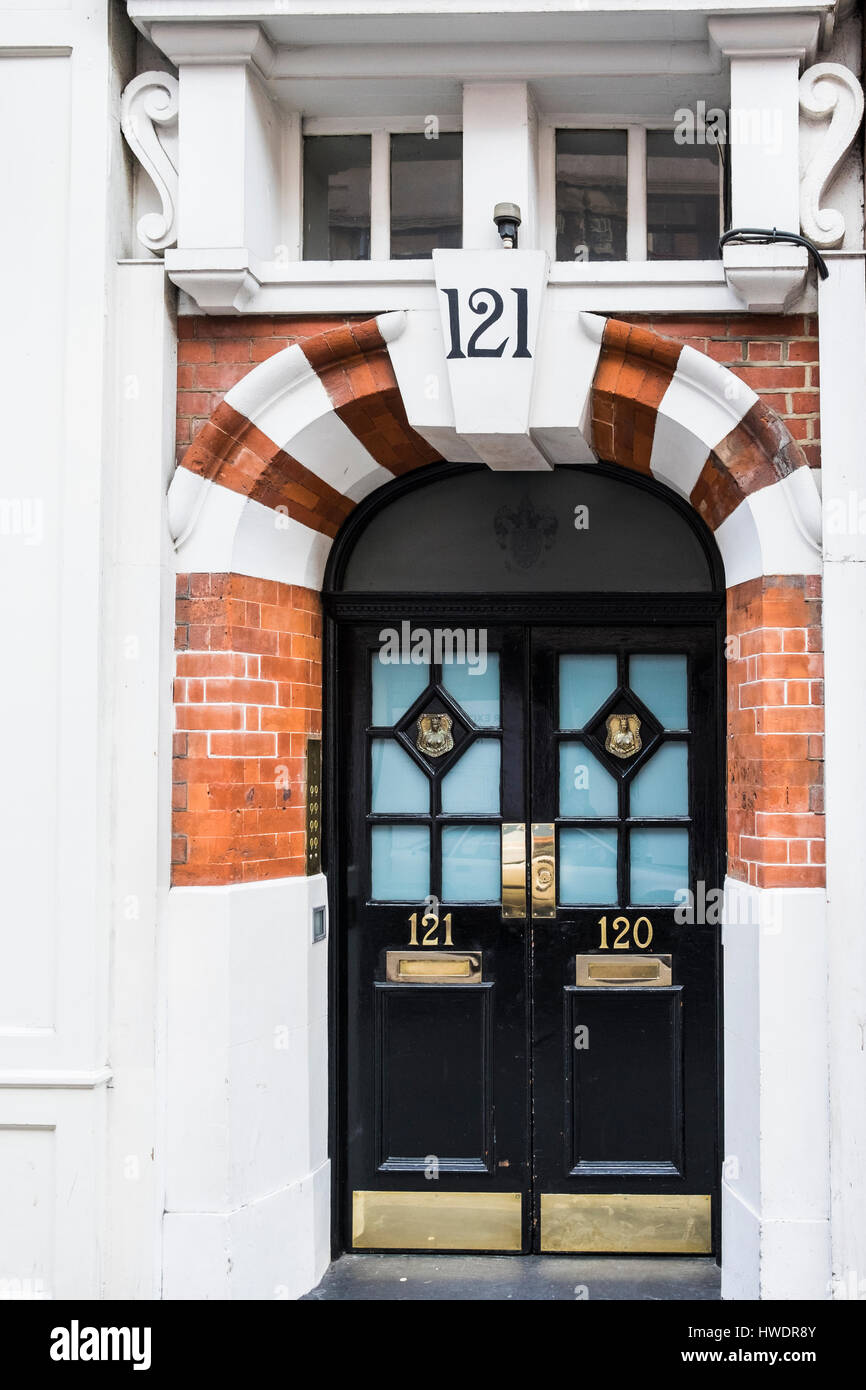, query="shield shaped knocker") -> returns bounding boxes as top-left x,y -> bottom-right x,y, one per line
605,712 -> 642,760
416,713 -> 454,758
